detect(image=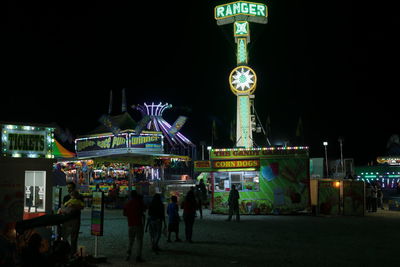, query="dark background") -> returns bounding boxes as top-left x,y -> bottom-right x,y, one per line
1,1 -> 398,165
